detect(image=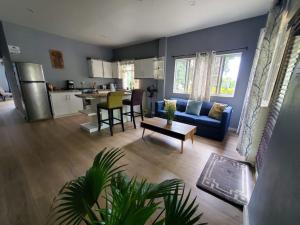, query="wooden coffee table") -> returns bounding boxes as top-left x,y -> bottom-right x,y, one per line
140,117 -> 197,153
